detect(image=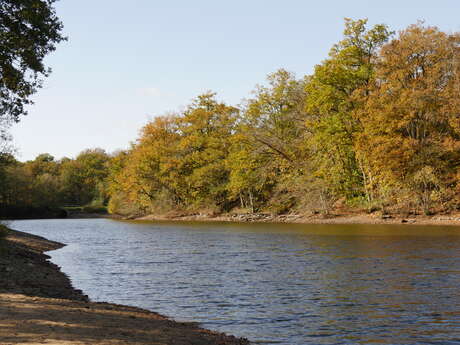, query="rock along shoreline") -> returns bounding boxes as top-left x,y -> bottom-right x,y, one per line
0,228 -> 250,345
133,211 -> 460,227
